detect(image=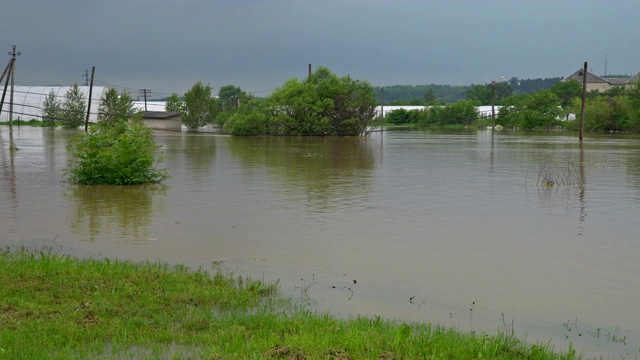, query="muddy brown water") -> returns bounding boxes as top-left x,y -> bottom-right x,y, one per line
1,126 -> 639,358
